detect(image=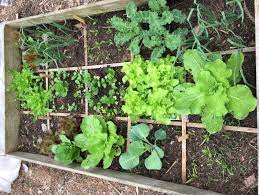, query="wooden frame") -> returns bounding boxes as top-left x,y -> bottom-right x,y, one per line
0,0 -> 257,194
